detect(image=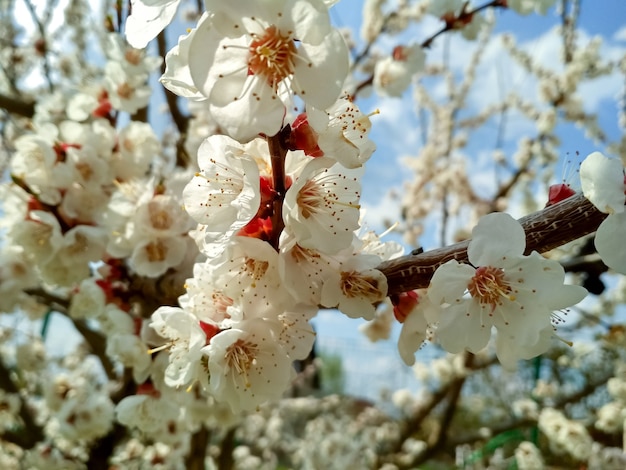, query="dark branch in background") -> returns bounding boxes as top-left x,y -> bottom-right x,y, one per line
23,0 -> 54,93
443,368 -> 613,452
157,31 -> 189,135
377,354 -> 496,468
24,288 -> 117,380
0,93 -> 35,118
72,319 -> 117,380
380,192 -> 607,295
185,426 -> 211,470
0,359 -> 45,449
560,0 -> 581,64
156,30 -> 191,167
431,354 -> 474,449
